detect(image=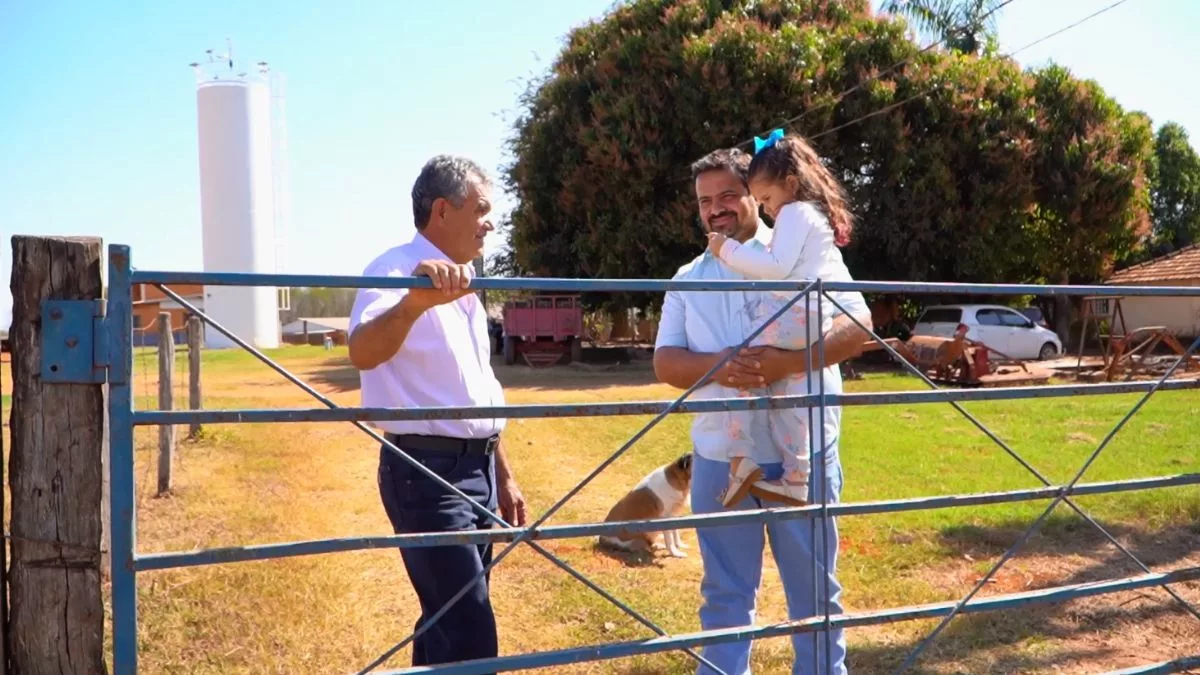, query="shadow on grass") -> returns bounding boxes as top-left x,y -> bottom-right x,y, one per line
591,540 -> 675,569
936,510 -> 1200,572
307,354 -> 663,394
846,598 -> 1194,674
844,514 -> 1200,673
